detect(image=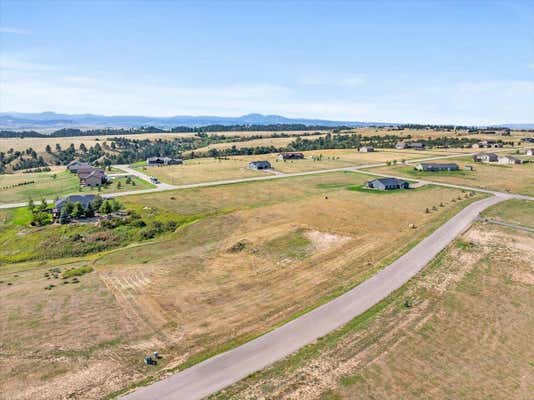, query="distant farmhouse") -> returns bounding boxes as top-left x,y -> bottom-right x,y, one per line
146,156 -> 183,166
67,160 -> 90,173
415,163 -> 459,172
395,142 -> 425,150
278,152 -> 305,160
77,166 -> 107,186
366,177 -> 409,190
248,160 -> 272,170
521,137 -> 534,143
472,140 -> 503,149
53,194 -> 96,217
525,149 -> 534,156
497,155 -> 522,165
473,152 -> 498,163
359,146 -> 375,152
